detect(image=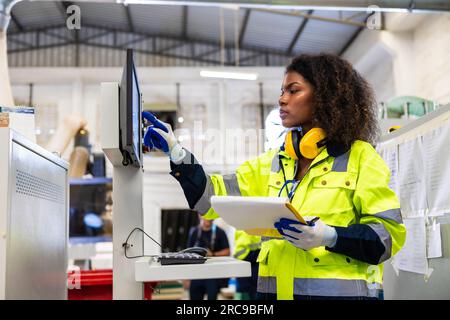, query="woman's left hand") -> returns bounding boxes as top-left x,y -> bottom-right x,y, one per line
274,217 -> 337,250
